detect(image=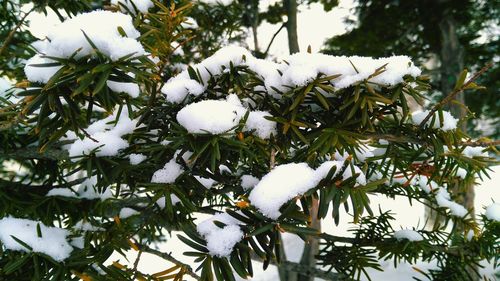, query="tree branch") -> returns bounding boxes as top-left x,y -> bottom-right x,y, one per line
263,23 -> 286,58
139,245 -> 201,280
419,63 -> 493,128
0,7 -> 35,56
